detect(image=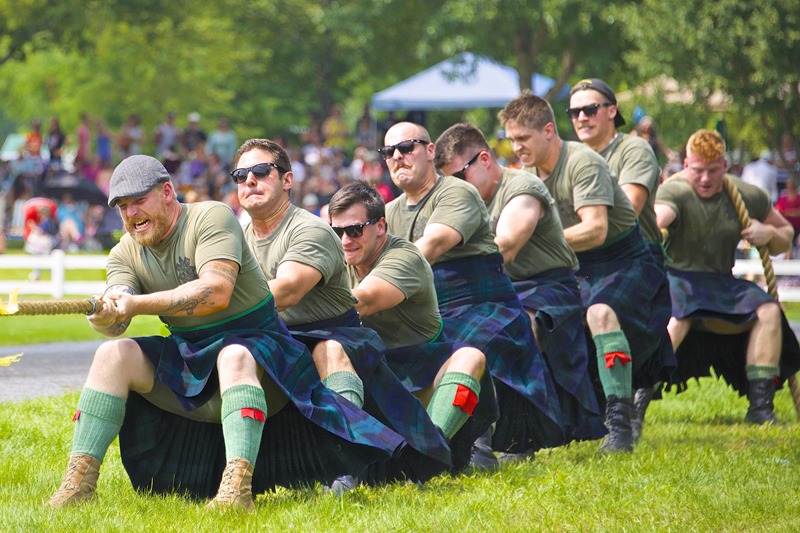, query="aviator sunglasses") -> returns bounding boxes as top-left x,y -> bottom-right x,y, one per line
566,102 -> 613,119
377,139 -> 429,159
230,162 -> 288,184
331,218 -> 380,238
